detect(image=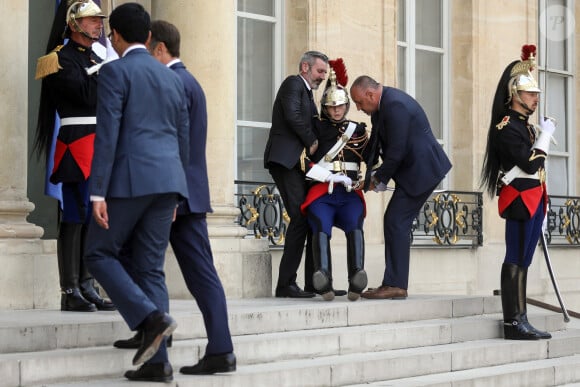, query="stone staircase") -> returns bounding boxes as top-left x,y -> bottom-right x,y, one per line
1,295 -> 580,386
